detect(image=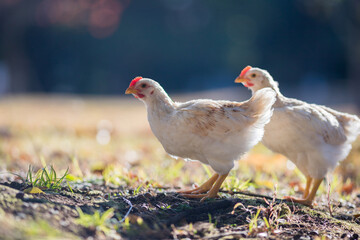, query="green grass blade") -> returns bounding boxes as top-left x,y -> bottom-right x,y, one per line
67,182 -> 74,193
43,167 -> 50,182
28,166 -> 33,185
57,168 -> 69,184
52,166 -> 57,181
